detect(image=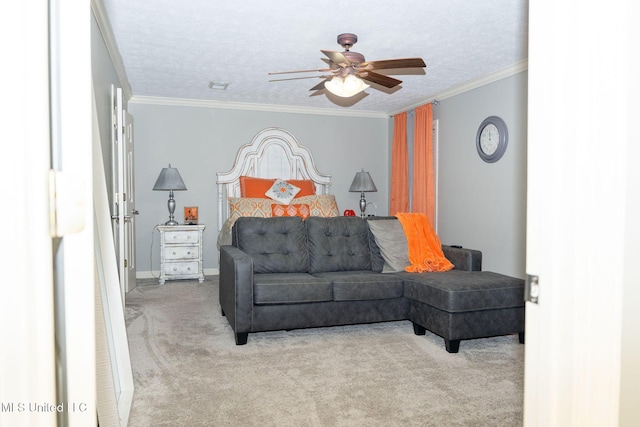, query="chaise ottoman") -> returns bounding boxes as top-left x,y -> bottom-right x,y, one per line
400,270 -> 525,353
